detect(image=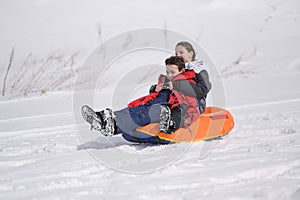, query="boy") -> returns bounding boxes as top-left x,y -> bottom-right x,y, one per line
82,56 -> 200,140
